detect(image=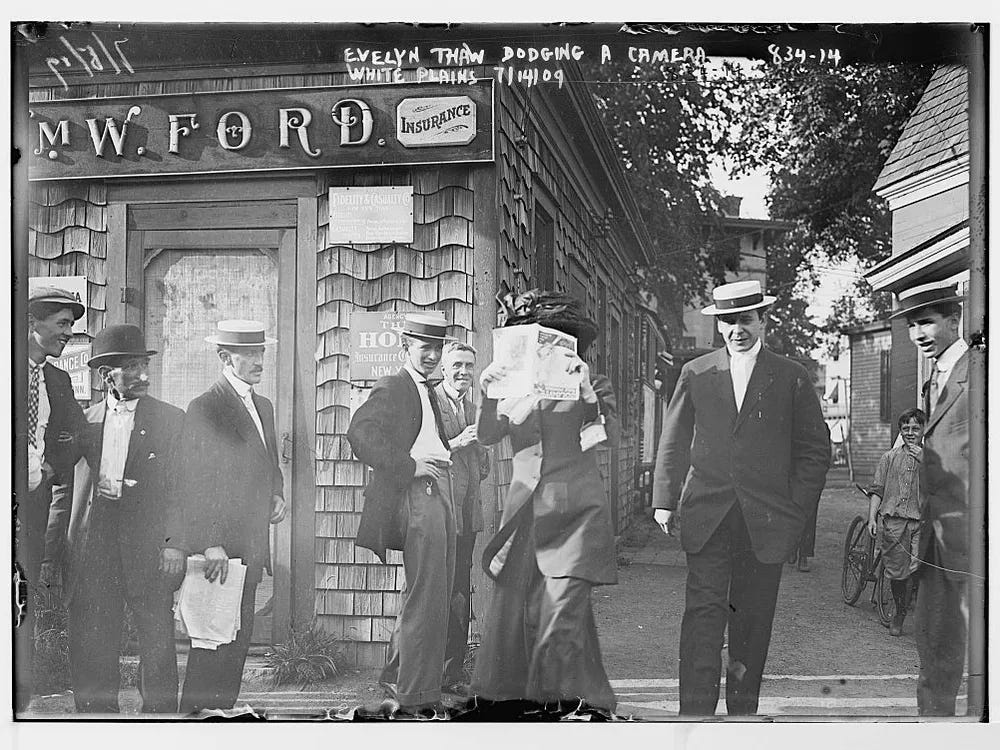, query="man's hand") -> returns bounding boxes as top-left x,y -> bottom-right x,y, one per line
270,495 -> 287,524
868,517 -> 878,537
654,508 -> 676,537
204,546 -> 229,584
413,457 -> 450,481
160,547 -> 187,576
450,425 -> 478,450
